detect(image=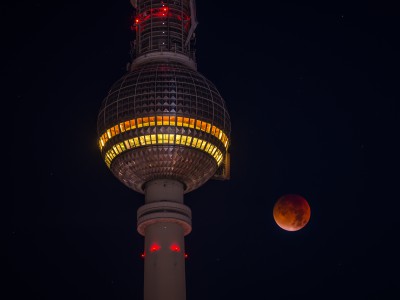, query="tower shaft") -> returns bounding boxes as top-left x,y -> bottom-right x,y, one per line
144,222 -> 186,300
138,179 -> 192,300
